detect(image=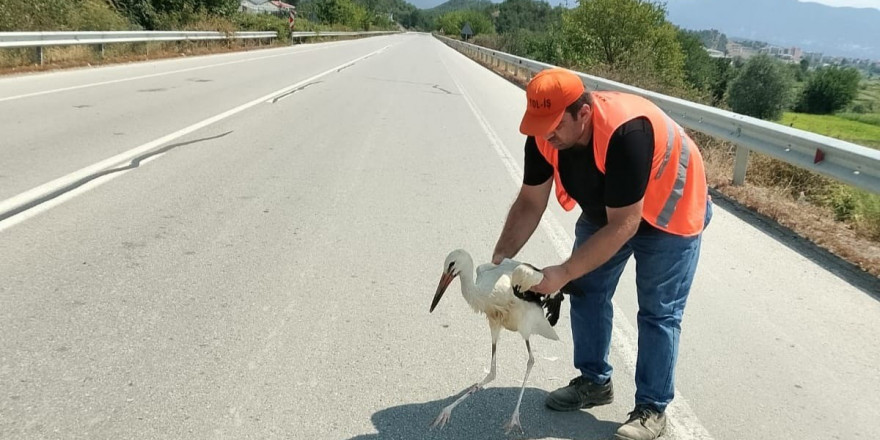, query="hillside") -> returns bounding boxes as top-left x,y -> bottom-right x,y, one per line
664,0 -> 880,59
427,0 -> 495,12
